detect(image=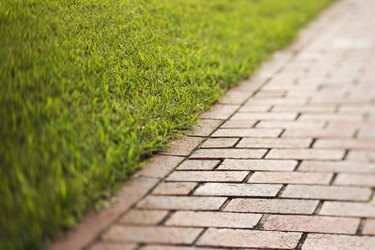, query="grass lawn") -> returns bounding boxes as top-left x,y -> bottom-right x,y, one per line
0,0 -> 332,249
